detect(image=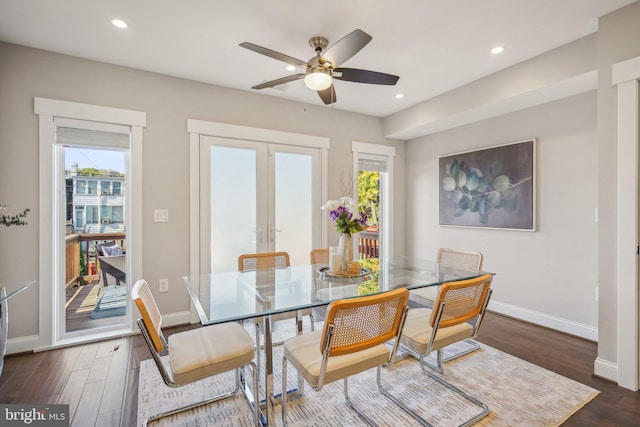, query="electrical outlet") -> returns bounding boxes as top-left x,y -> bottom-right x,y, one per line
159,278 -> 169,293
